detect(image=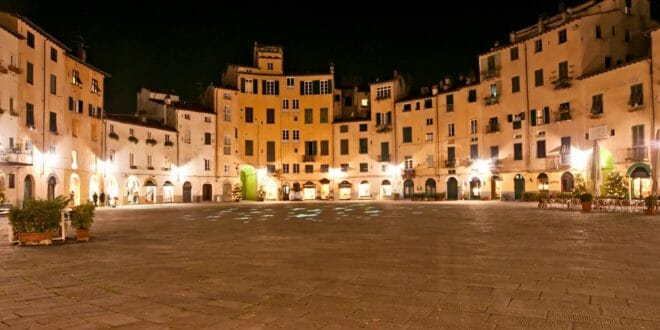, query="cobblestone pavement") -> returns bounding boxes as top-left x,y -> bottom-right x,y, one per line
1,201 -> 660,329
